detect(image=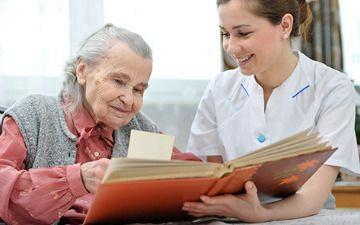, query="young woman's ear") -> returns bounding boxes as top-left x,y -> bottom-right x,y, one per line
76,58 -> 87,85
280,13 -> 294,39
